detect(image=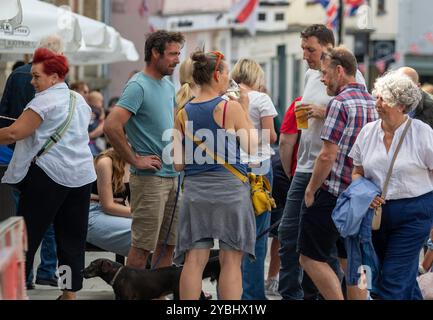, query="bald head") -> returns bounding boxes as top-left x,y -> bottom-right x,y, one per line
38,35 -> 64,54
398,67 -> 420,87
88,91 -> 104,109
